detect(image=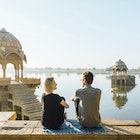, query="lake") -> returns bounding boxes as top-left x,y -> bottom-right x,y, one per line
32,72 -> 140,120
